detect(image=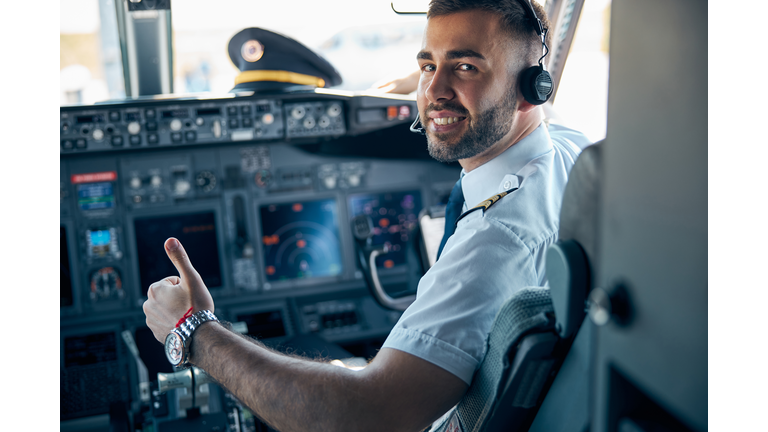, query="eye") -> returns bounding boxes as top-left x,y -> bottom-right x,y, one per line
421,64 -> 436,73
458,64 -> 477,71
